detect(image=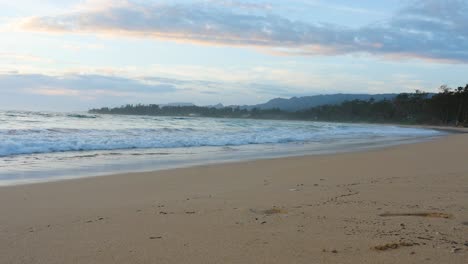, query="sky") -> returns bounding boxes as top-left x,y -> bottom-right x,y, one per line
0,0 -> 467,111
